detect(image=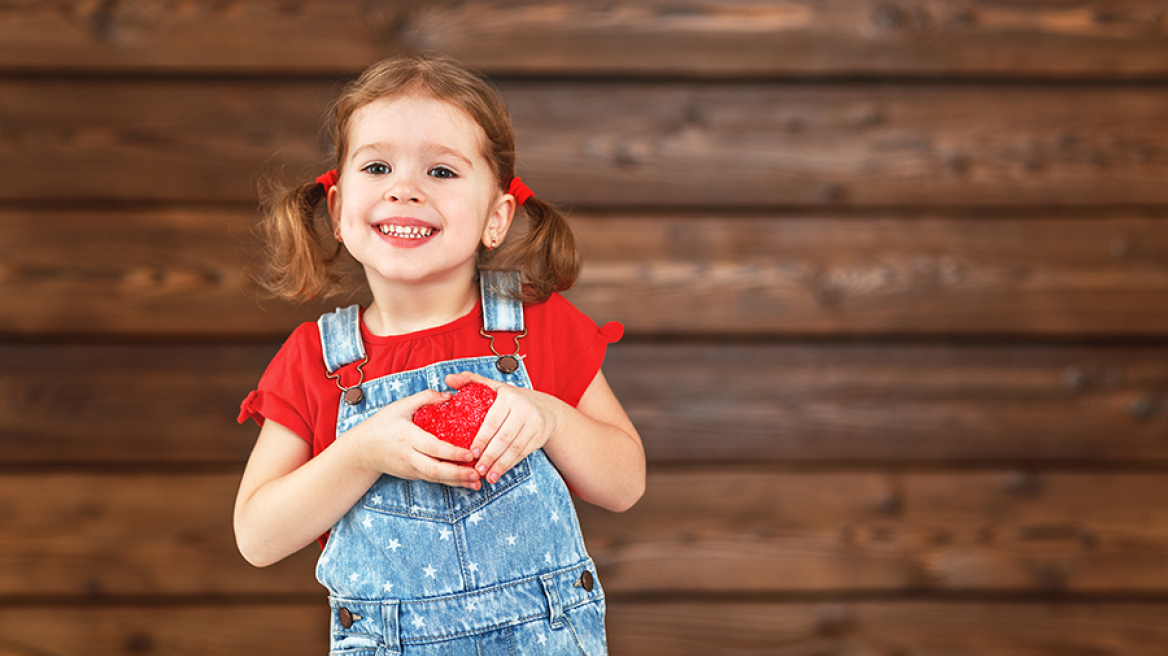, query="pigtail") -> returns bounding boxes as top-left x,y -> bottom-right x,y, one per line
494,197 -> 581,304
256,179 -> 347,301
